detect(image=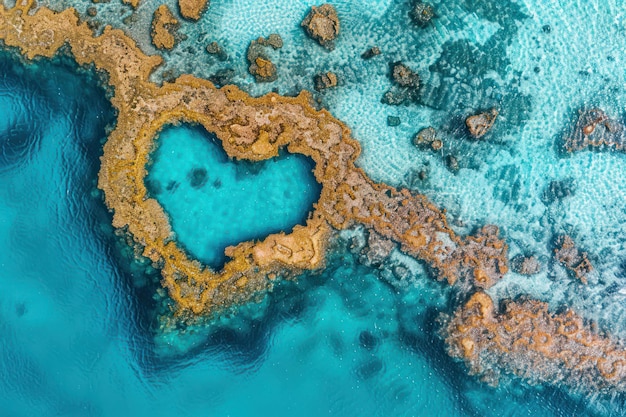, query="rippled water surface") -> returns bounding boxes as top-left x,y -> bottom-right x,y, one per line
3,0 -> 626,415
